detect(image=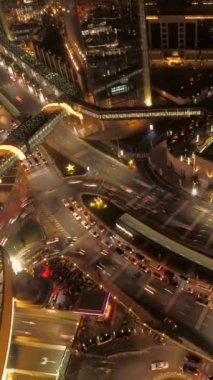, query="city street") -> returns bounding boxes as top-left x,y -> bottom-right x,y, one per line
13,306 -> 79,346
0,52 -> 212,380
7,341 -> 66,378
8,156 -> 211,355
